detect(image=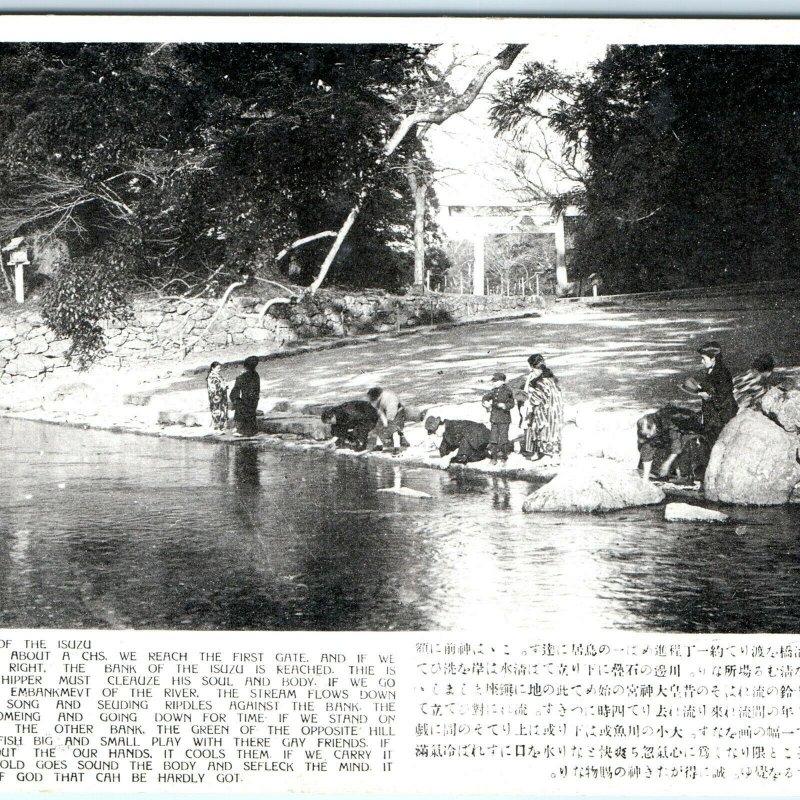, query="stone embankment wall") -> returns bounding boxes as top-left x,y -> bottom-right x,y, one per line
0,290 -> 545,384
